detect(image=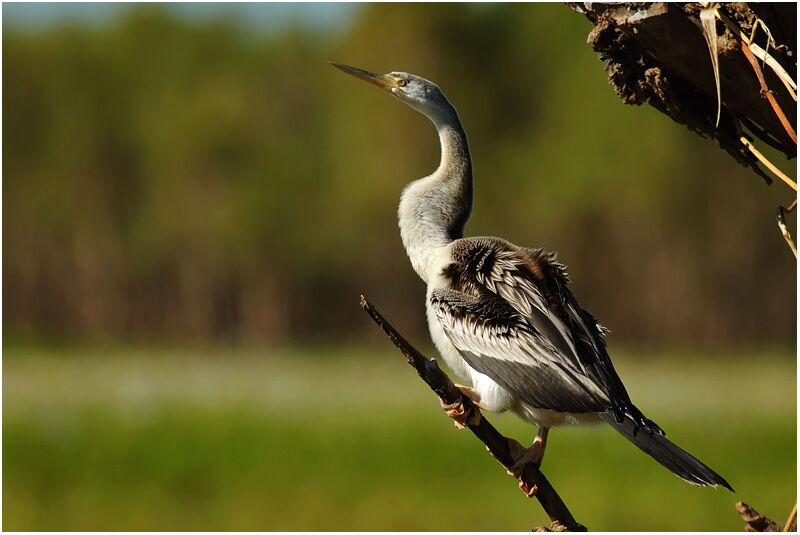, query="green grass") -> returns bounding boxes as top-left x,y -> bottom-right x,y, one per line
3,345 -> 796,530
